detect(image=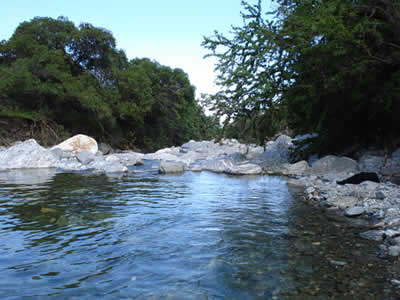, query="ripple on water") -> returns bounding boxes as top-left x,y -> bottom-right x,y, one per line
0,169 -> 399,299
